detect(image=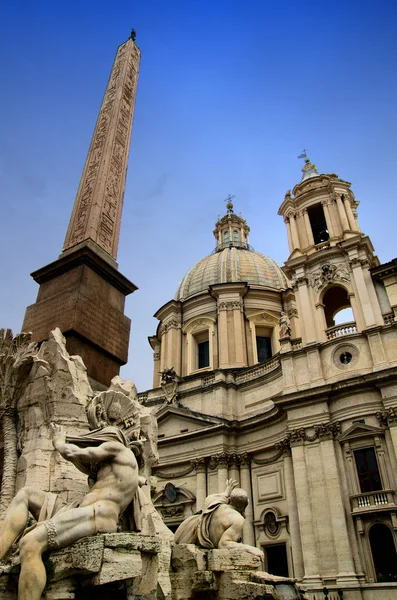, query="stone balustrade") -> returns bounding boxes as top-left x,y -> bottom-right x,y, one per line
326,322 -> 357,340
350,489 -> 396,513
